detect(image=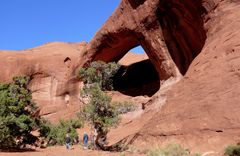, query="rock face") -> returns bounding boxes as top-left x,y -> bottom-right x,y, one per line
84,0 -> 240,154
0,42 -> 86,122
0,42 -> 147,122
0,0 -> 240,153
83,0 -> 207,82
135,1 -> 240,152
